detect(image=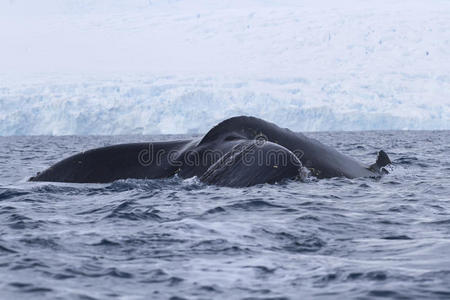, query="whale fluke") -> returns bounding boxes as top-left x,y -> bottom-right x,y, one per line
29,116 -> 391,186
